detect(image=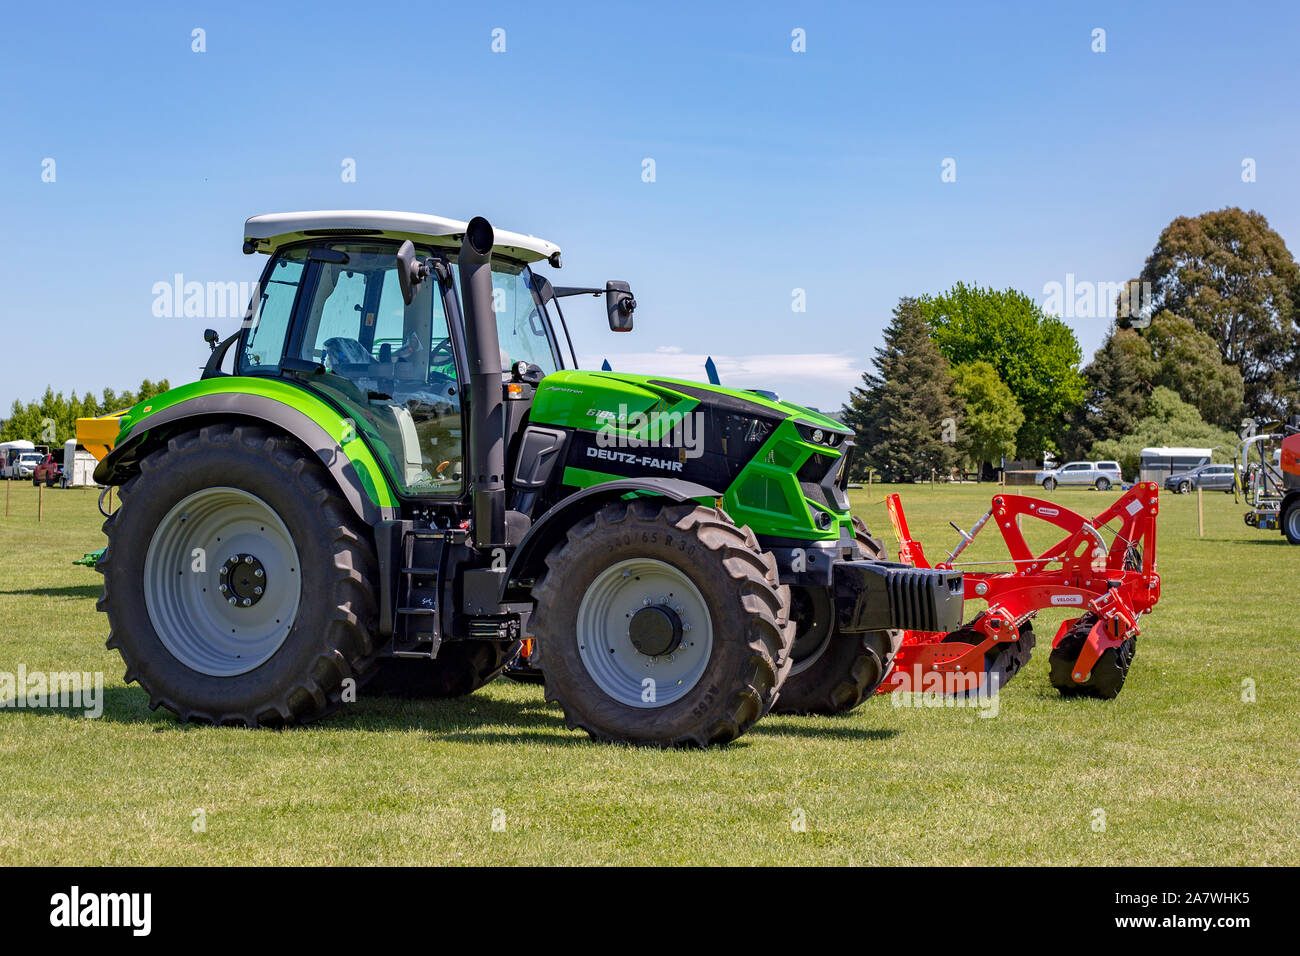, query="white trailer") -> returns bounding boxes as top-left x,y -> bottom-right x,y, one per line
0,440 -> 37,479
62,439 -> 98,487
